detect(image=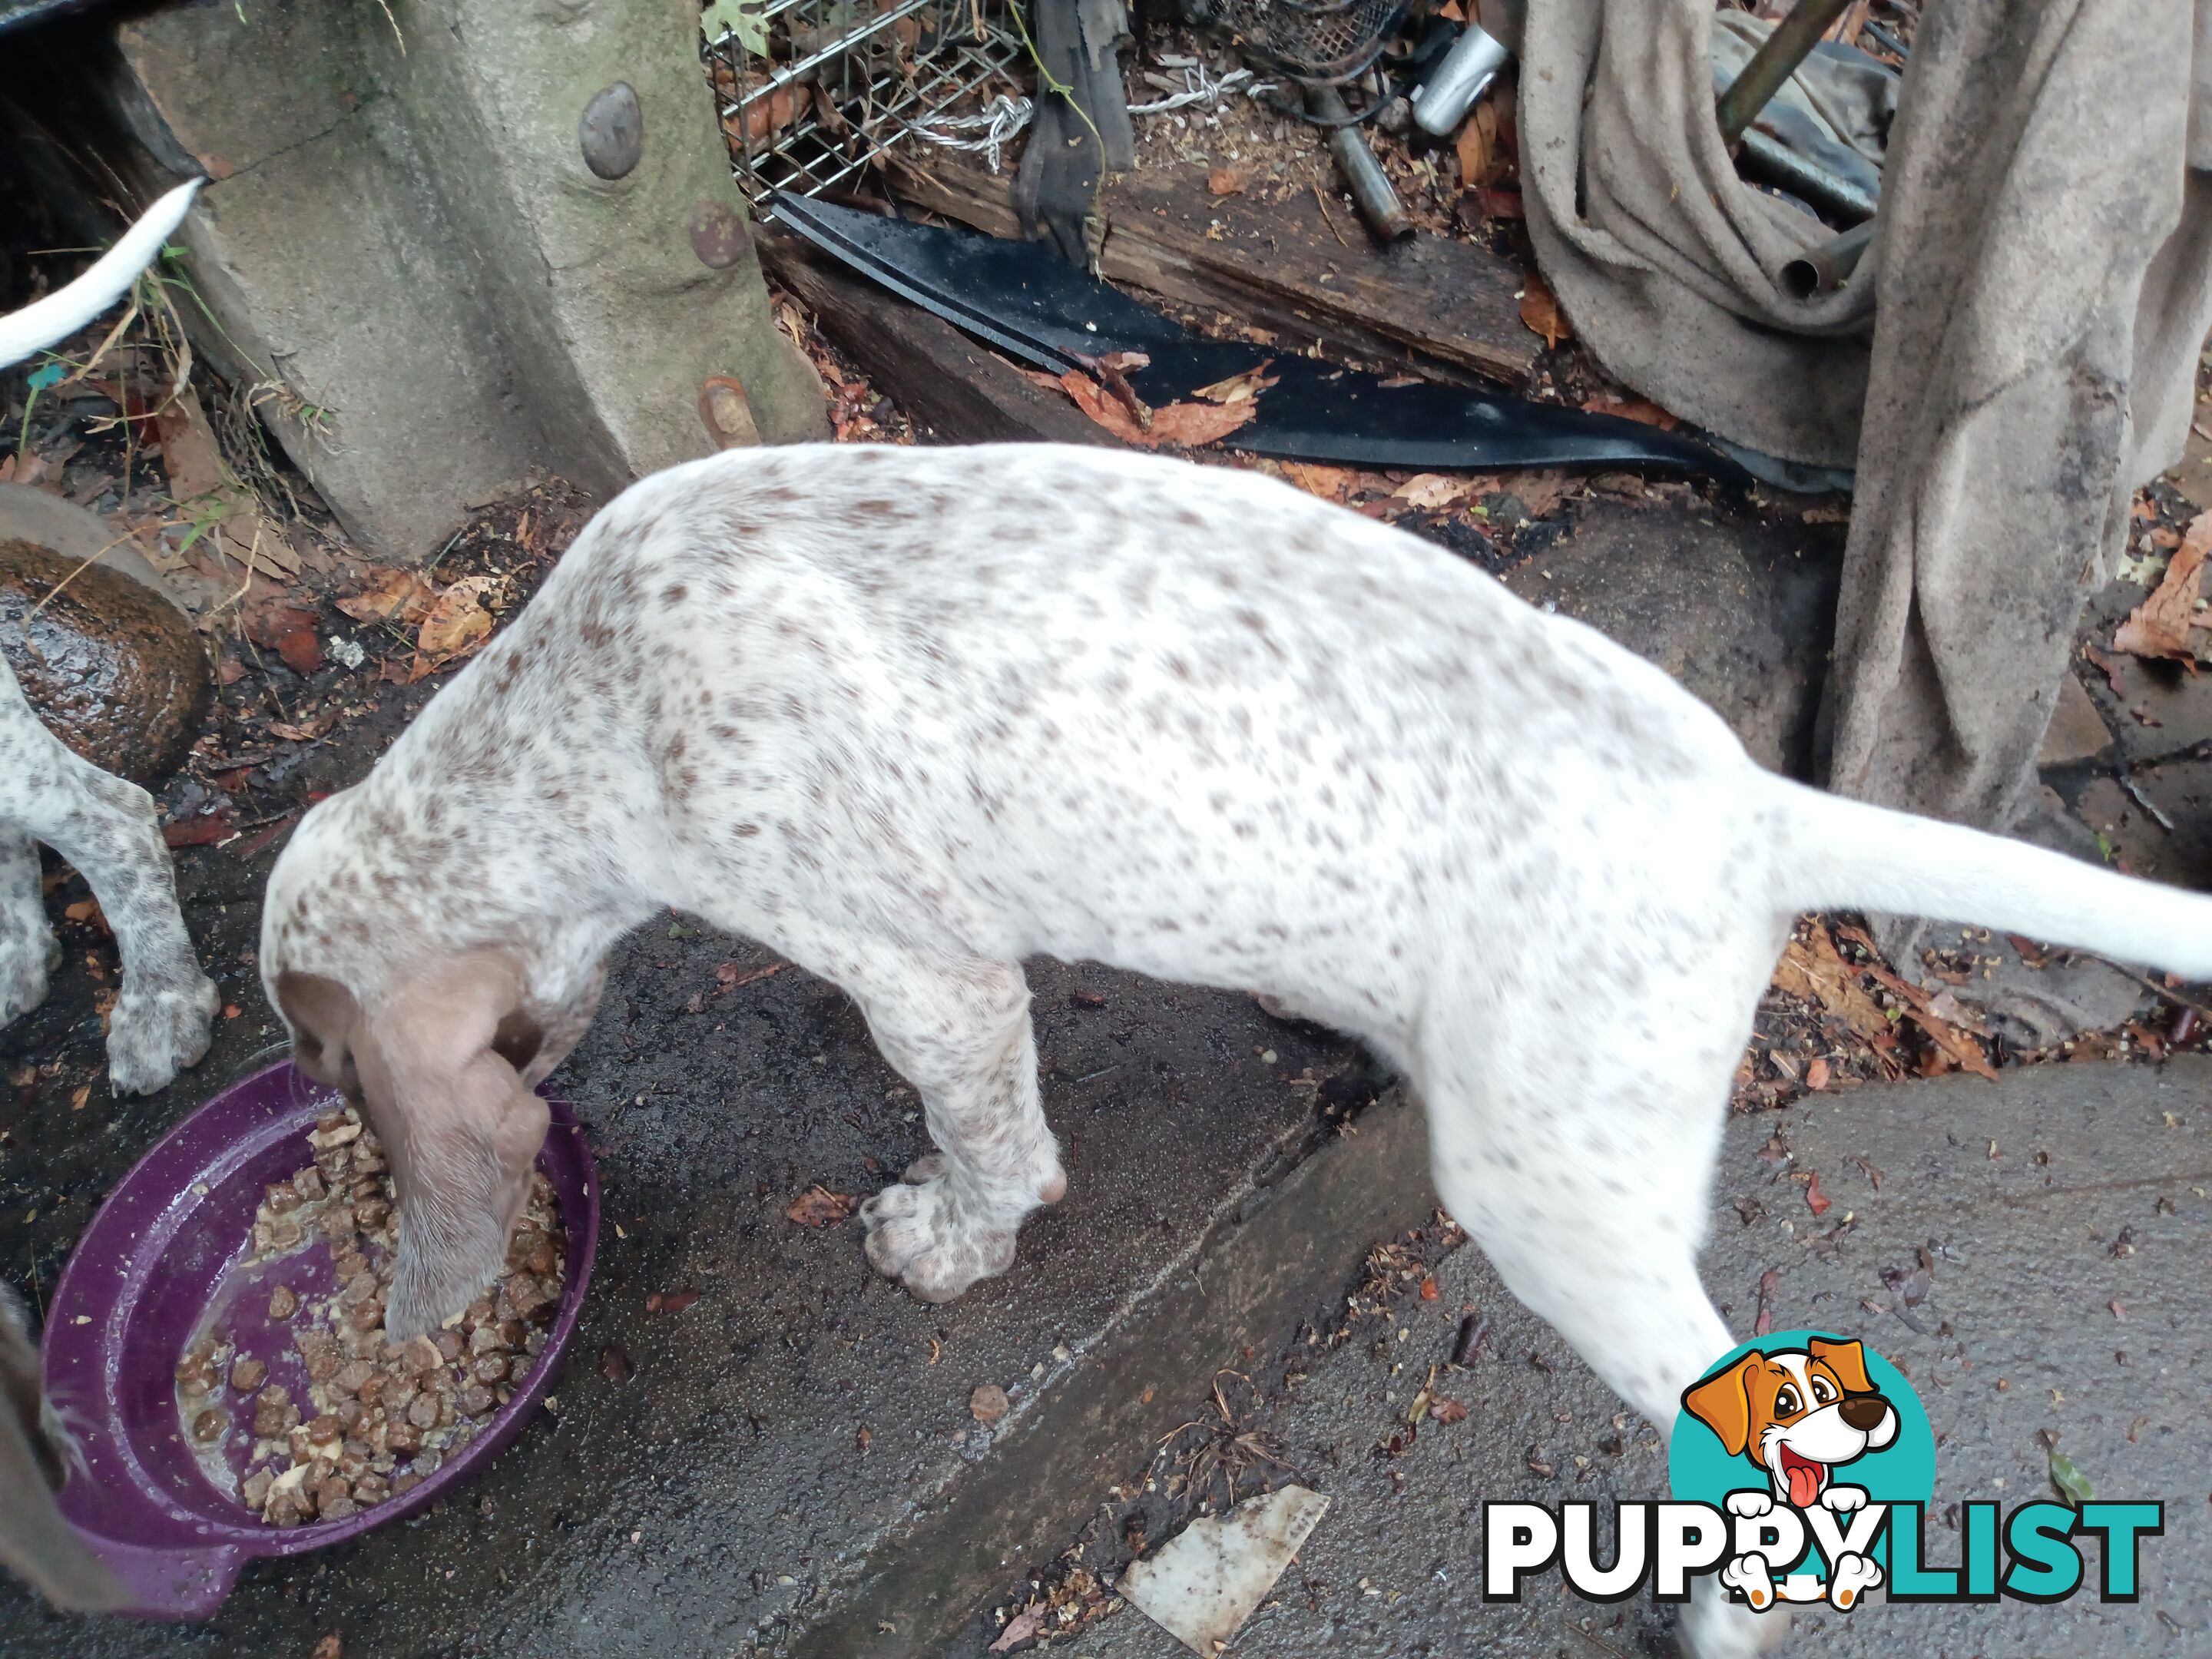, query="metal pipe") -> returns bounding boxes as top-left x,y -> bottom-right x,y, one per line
1412,22 -> 1512,137
1714,0 -> 1856,149
1308,85 -> 1414,241
1780,217 -> 1876,297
